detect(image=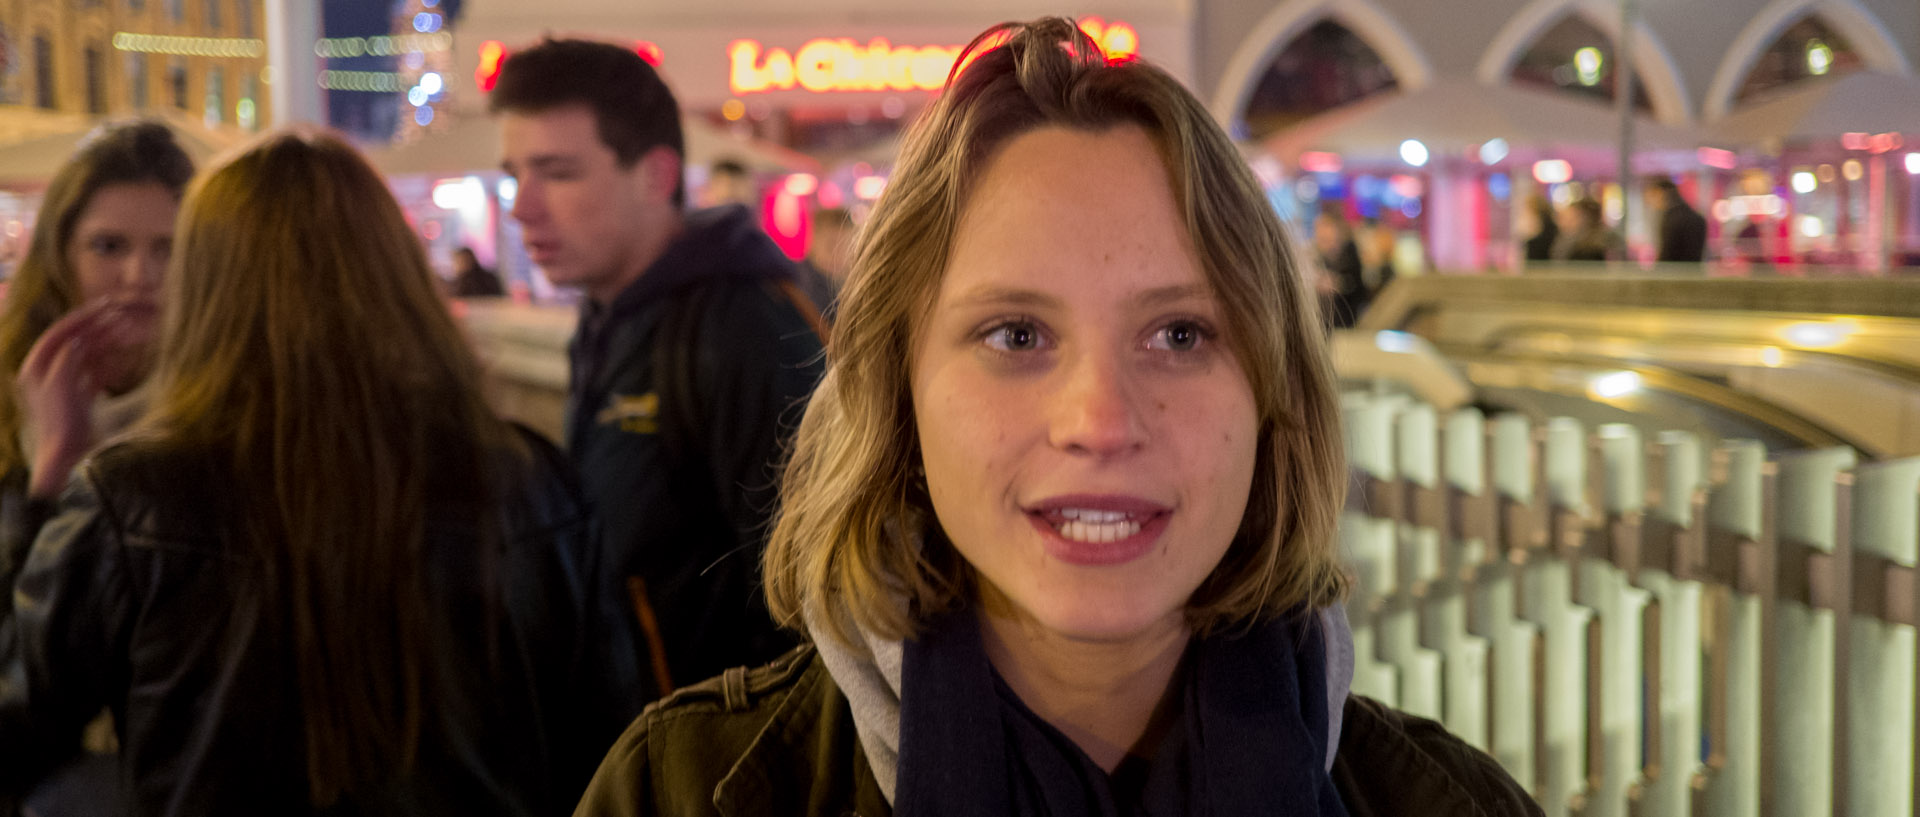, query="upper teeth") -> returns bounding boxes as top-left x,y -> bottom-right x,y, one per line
1059,508 -> 1132,523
